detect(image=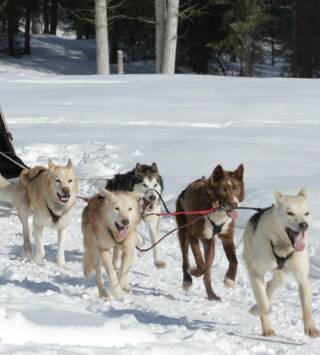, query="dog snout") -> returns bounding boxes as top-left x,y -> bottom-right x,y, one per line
62,187 -> 70,195
230,201 -> 238,209
122,219 -> 129,226
149,194 -> 156,201
299,222 -> 308,231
